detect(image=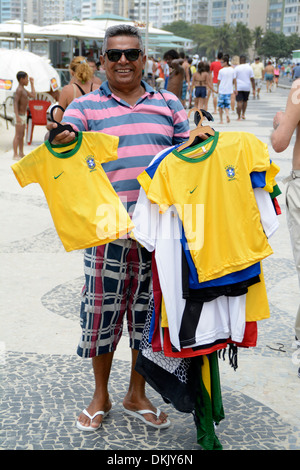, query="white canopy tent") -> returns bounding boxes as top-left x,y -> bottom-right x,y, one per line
37,20 -> 105,41
0,48 -> 61,93
0,15 -> 194,71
